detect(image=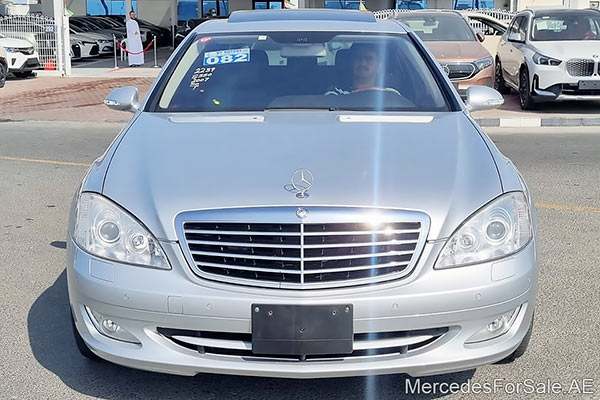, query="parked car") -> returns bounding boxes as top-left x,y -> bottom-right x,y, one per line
69,20 -> 119,55
68,9 -> 537,379
71,16 -> 127,51
0,44 -> 7,87
70,34 -> 100,59
0,33 -> 40,77
396,10 -> 495,97
496,8 -> 600,109
463,11 -> 508,57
